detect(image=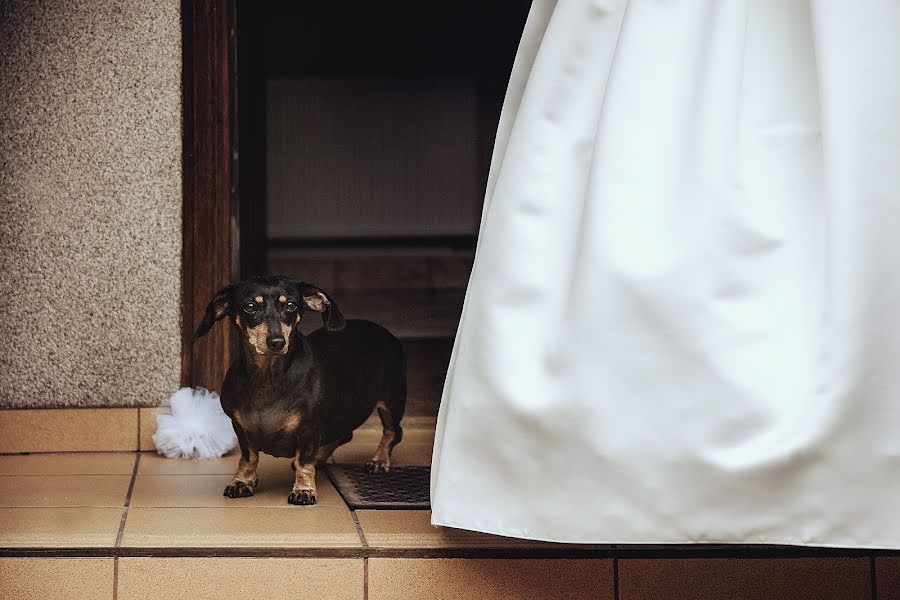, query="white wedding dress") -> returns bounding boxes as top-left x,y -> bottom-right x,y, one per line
431,0 -> 900,546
